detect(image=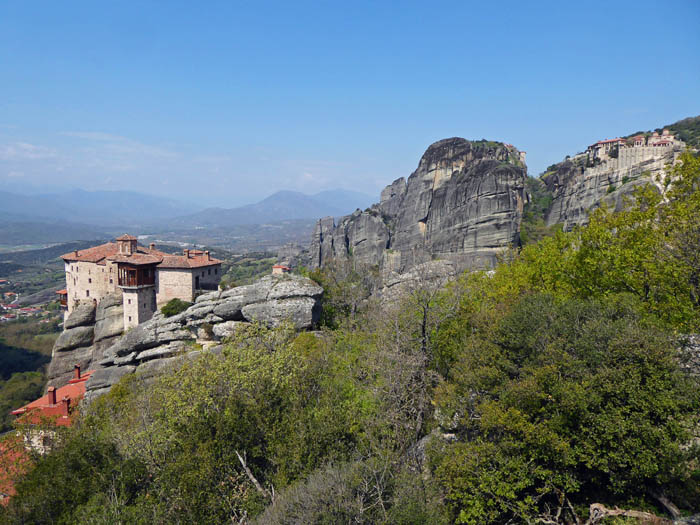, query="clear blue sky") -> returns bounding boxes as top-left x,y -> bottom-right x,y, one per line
1,1 -> 698,206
